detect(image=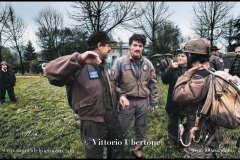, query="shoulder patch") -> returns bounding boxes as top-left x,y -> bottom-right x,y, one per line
88,71 -> 99,79
143,63 -> 148,71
